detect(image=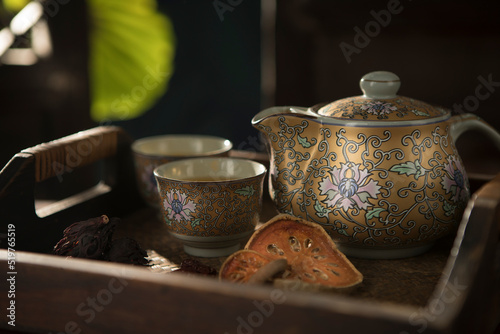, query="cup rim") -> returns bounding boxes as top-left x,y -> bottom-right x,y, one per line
131,134 -> 233,159
154,157 -> 267,183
